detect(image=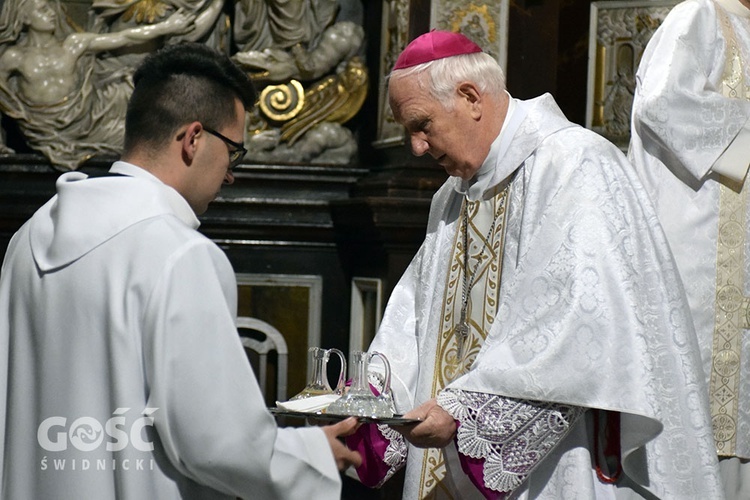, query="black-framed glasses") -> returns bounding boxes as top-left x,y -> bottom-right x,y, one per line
204,127 -> 247,168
